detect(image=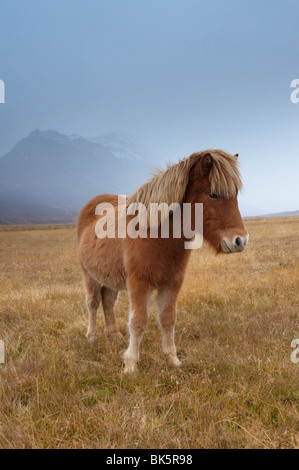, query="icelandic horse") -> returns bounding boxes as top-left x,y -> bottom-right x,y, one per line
77,150 -> 248,372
